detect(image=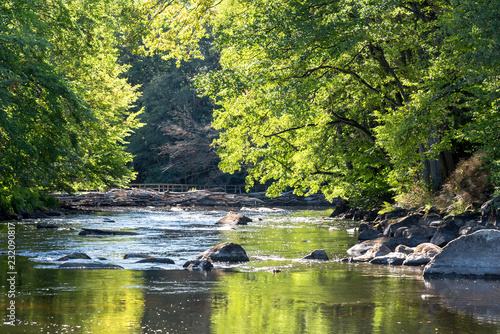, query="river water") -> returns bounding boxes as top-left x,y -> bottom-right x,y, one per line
1,208 -> 500,333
